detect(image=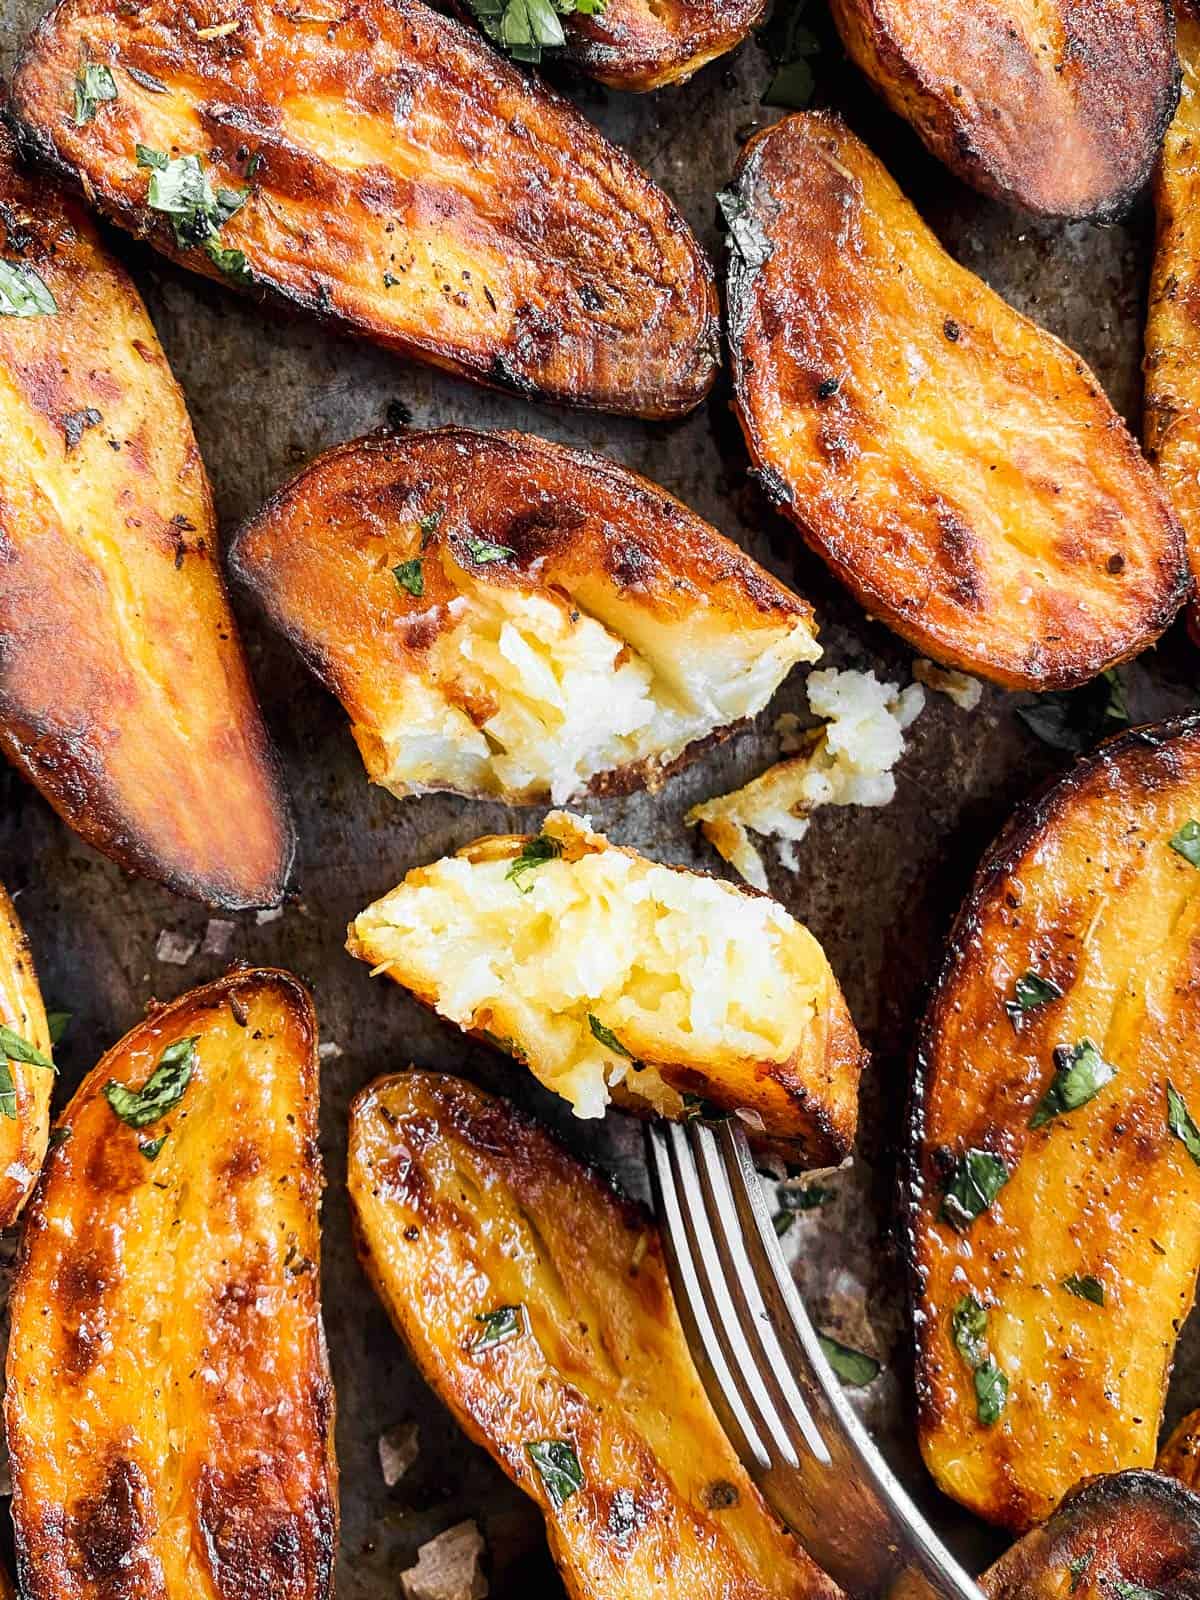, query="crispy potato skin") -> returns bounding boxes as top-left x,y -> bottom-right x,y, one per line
0,128 -> 292,908
981,1472 -> 1200,1600
1161,1411 -> 1200,1491
231,426 -> 818,804
11,0 -> 718,419
0,883 -> 52,1229
347,812 -> 864,1160
829,0 -> 1178,221
727,113 -> 1188,691
348,1070 -> 844,1600
1146,0 -> 1200,636
909,717 -> 1200,1531
7,969 -> 337,1600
